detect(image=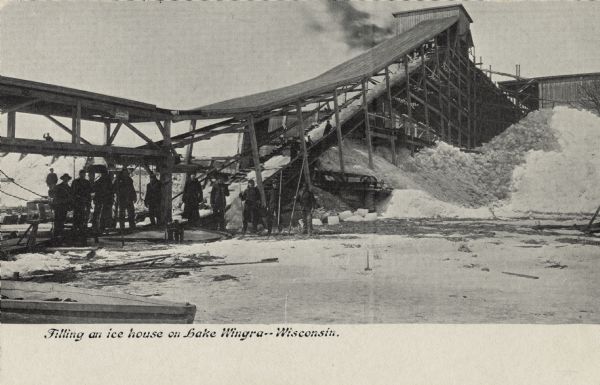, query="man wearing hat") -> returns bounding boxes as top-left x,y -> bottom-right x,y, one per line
144,172 -> 162,226
113,168 -> 137,230
91,167 -> 114,234
46,167 -> 58,196
263,178 -> 279,235
182,172 -> 203,225
71,169 -> 92,238
210,174 -> 230,231
52,173 -> 74,240
240,179 -> 260,234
